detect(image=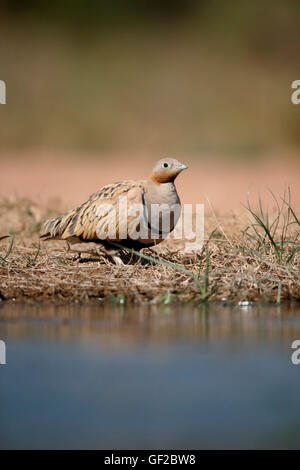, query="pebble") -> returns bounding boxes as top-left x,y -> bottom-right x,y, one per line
238,300 -> 252,307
